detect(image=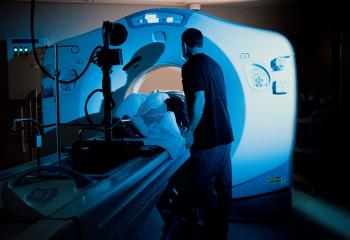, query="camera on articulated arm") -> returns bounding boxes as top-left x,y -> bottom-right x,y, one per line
95,22 -> 128,67
95,21 -> 128,141
95,48 -> 123,67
